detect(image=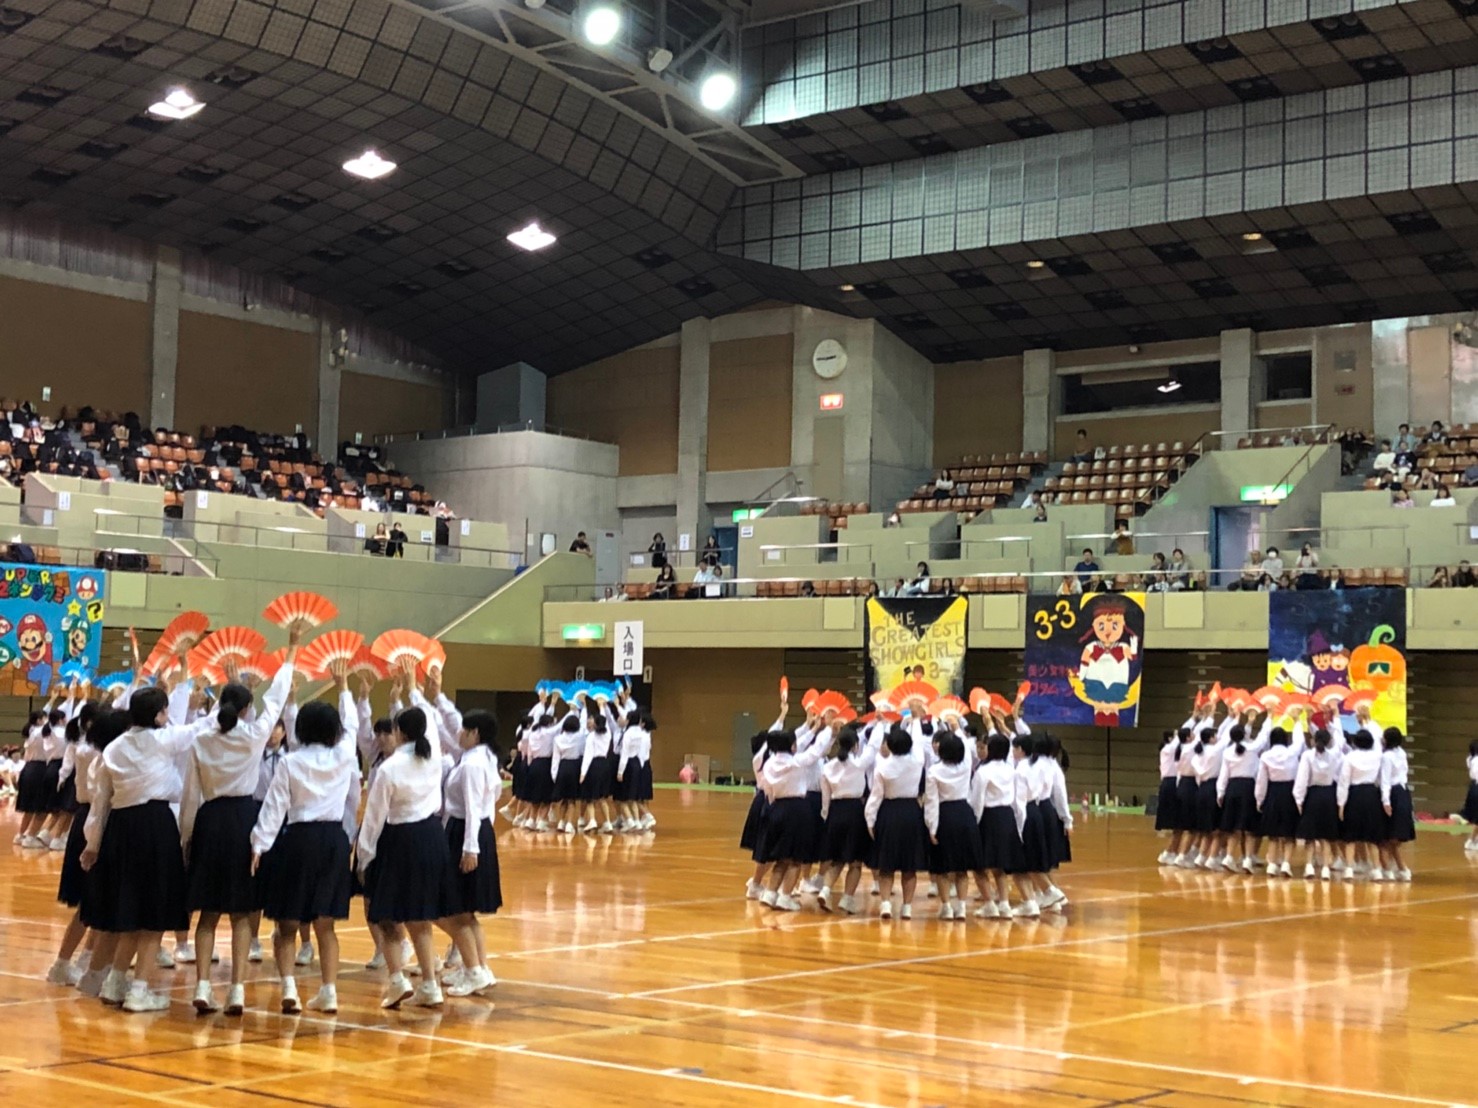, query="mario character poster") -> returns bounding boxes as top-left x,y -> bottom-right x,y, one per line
0,563 -> 107,697
1024,592 -> 1146,726
1269,588 -> 1406,732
